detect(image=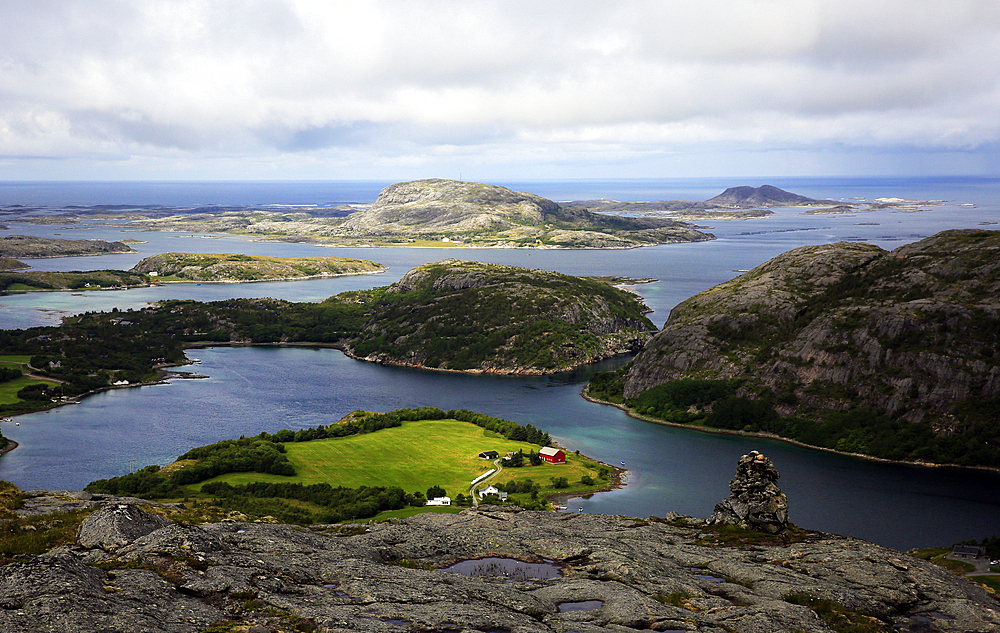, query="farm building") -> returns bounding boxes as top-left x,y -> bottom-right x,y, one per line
479,485 -> 508,501
540,447 -> 566,464
426,497 -> 451,506
478,450 -> 500,459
